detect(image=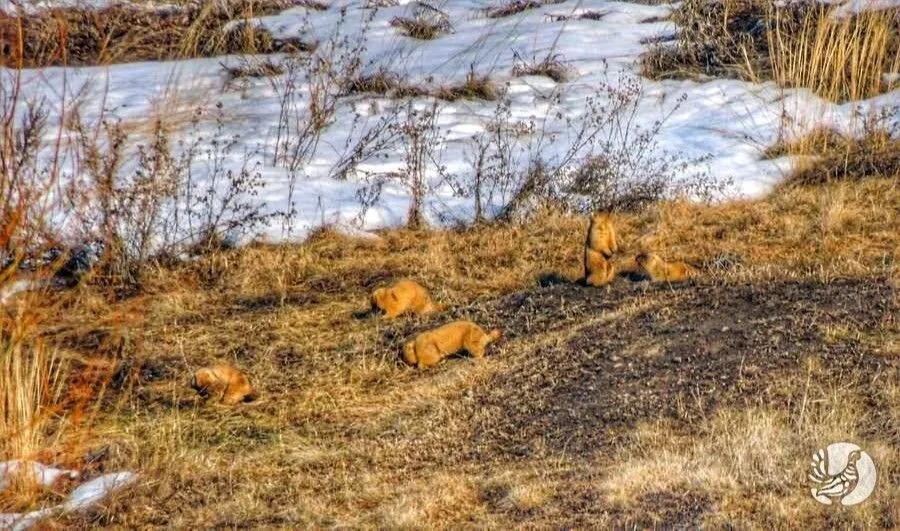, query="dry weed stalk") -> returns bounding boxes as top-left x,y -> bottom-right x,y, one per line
768,4 -> 900,101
